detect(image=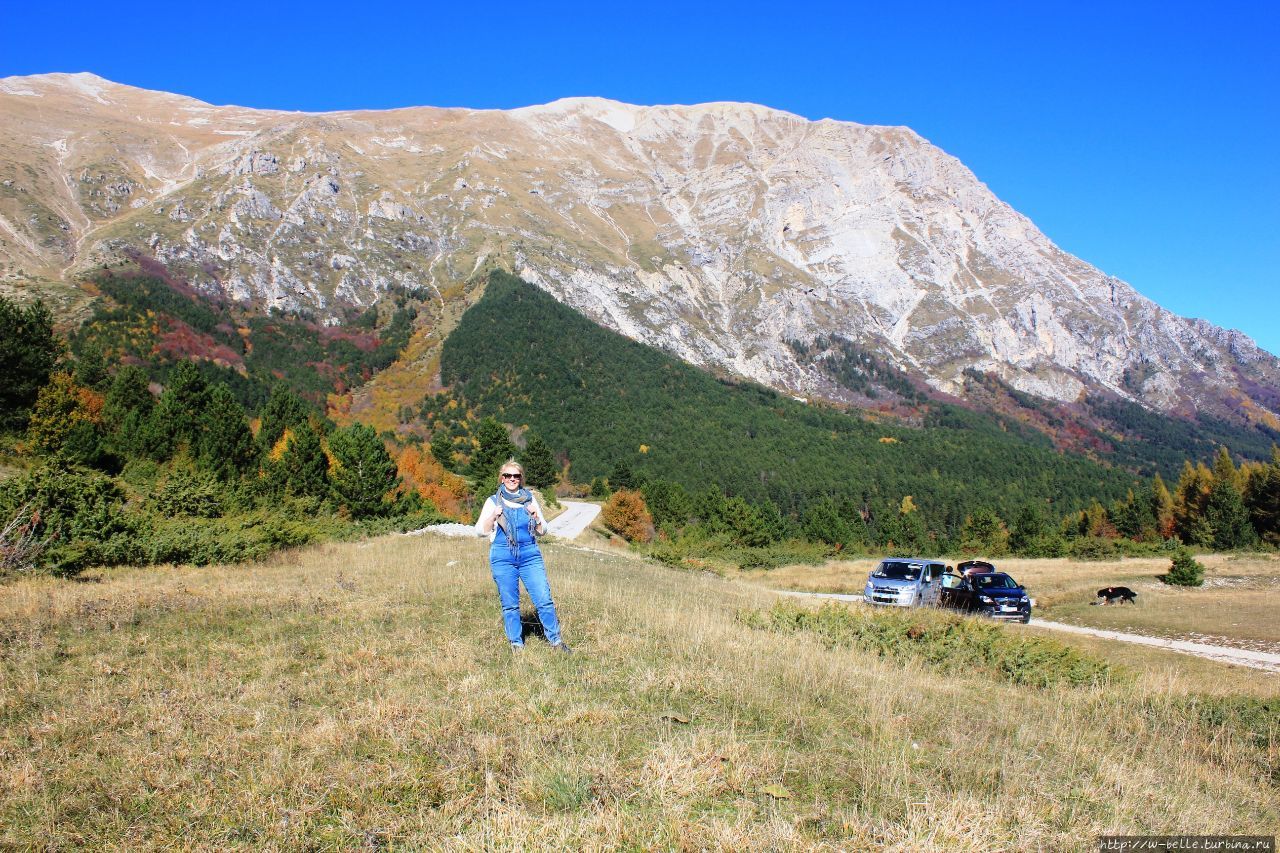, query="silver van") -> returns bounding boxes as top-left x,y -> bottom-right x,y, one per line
863,558 -> 951,608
